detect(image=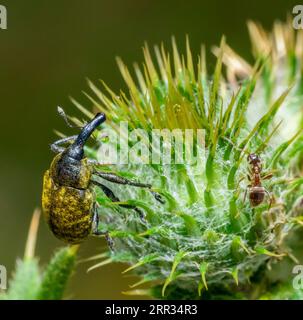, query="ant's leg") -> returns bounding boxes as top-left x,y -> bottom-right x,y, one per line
92,204 -> 114,251
264,189 -> 273,210
262,173 -> 273,180
236,176 -> 245,190
93,171 -> 165,204
91,180 -> 146,222
243,185 -> 251,203
50,135 -> 78,154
